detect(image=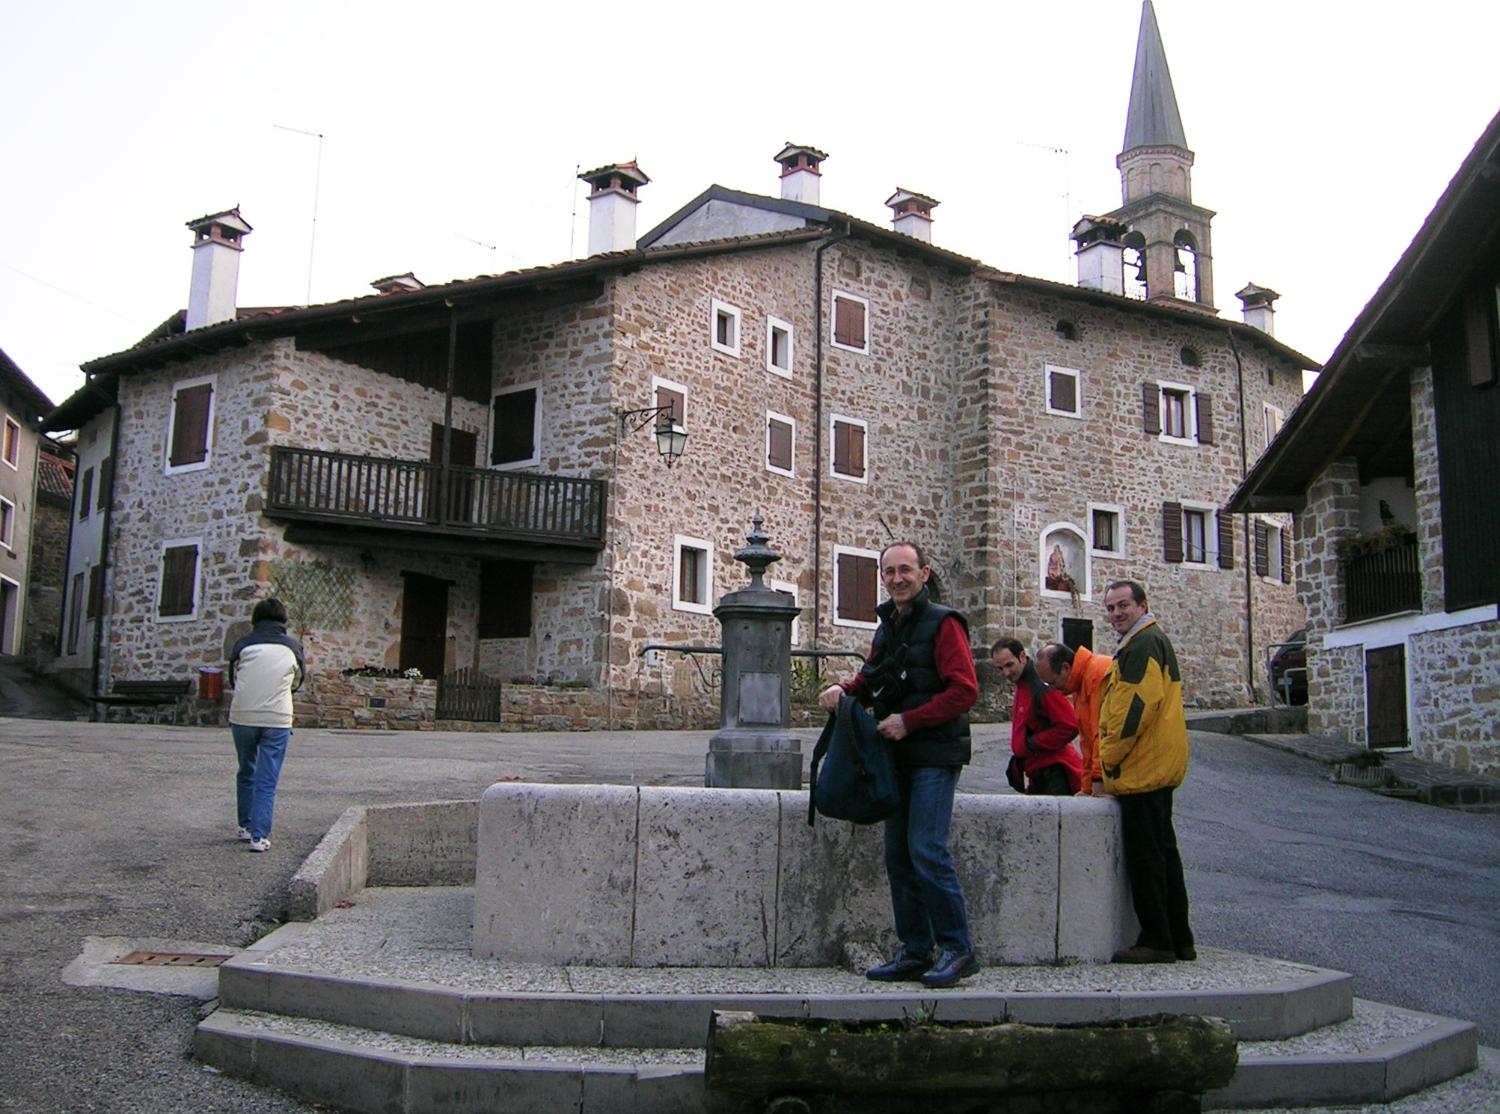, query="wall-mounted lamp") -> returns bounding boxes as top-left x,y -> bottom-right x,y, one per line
619,405 -> 688,467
